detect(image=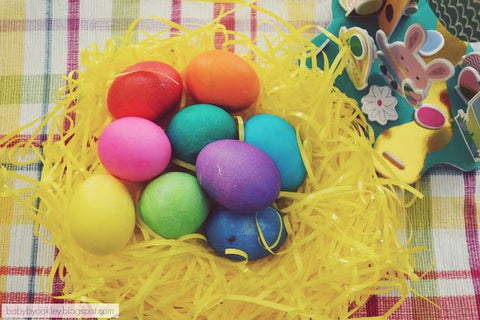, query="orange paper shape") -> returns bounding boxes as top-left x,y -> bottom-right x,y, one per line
378,0 -> 409,37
